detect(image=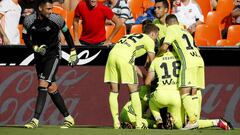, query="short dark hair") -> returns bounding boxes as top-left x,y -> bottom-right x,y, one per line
165,14 -> 179,25
155,0 -> 169,9
143,23 -> 159,34
142,19 -> 152,27
38,0 -> 53,7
